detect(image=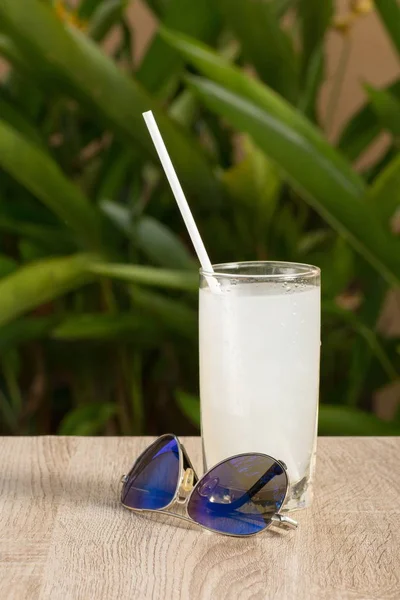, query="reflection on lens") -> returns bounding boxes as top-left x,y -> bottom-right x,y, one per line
187,454 -> 287,535
122,435 -> 180,510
